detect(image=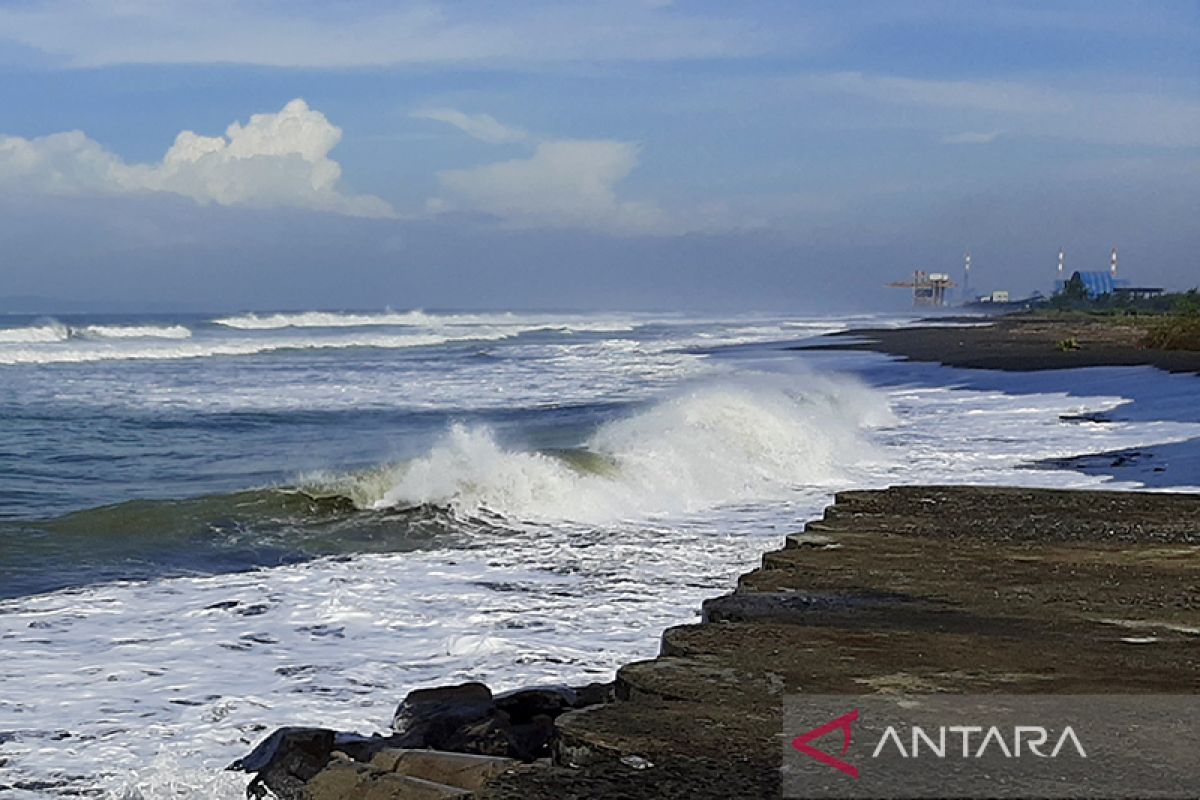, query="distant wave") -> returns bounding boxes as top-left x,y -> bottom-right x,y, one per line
74,324 -> 192,340
0,321 -> 192,346
0,322 -> 69,344
214,310 -> 437,329
313,376 -> 894,524
213,309 -> 638,333
0,330 -> 513,365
